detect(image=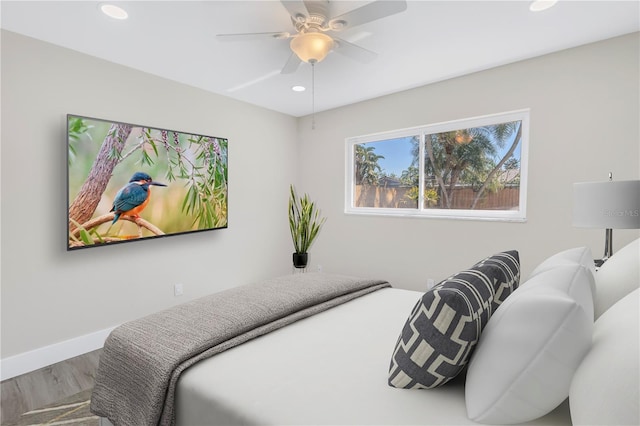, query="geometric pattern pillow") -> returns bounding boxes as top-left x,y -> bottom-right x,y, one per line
388,251 -> 519,389
472,250 -> 521,308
